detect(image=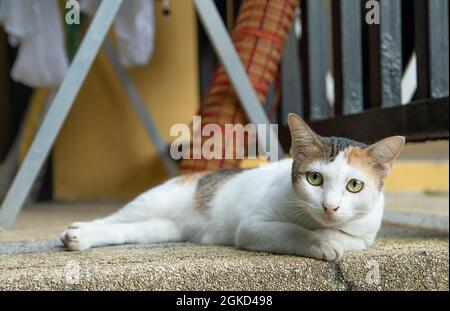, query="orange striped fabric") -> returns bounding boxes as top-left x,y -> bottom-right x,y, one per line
180,0 -> 299,173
